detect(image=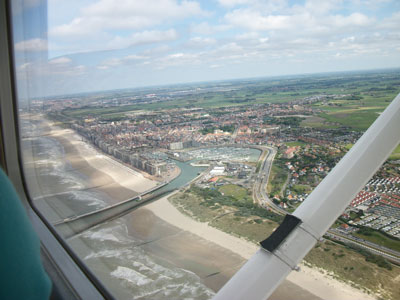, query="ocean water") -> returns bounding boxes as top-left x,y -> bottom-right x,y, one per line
22,129 -> 108,221
69,219 -> 215,300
